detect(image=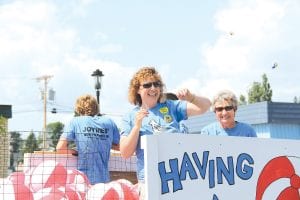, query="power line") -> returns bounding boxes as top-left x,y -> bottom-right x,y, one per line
0,76 -> 33,79
13,109 -> 43,114
48,102 -> 74,110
